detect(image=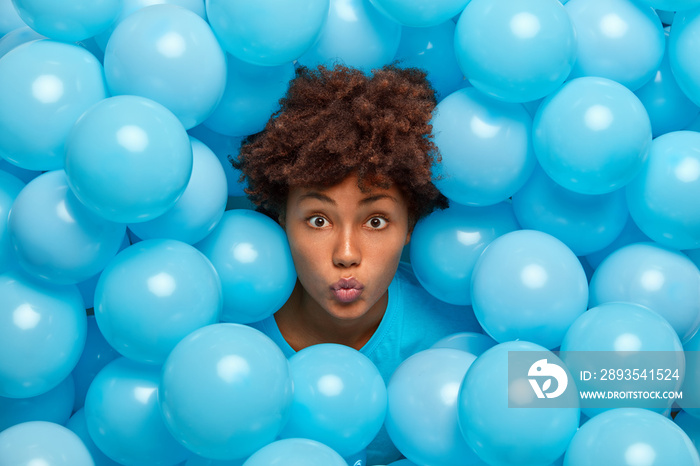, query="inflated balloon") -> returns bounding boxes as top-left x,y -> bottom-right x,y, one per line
0,170 -> 24,275
393,22 -> 465,101
8,170 -> 126,284
455,0 -> 577,102
0,374 -> 74,432
103,4 -> 226,129
0,271 -> 86,398
369,0 -> 469,27
585,215 -> 651,269
94,239 -> 222,364
128,137 -> 228,245
0,25 -> 43,59
0,40 -> 108,170
159,324 -> 293,460
70,316 -> 121,412
297,0 -> 402,72
565,0 -> 665,91
11,0 -> 121,42
203,56 -> 294,138
589,242 -> 700,343
385,348 -> 482,466
84,358 -> 192,466
66,409 -> 122,466
636,0 -> 700,10
635,31 -> 700,138
458,341 -> 580,465
187,124 -> 246,197
0,0 -> 25,35
670,8 -> 700,109
471,229 -> 588,349
564,408 -> 700,466
94,0 -> 207,50
64,95 -> 193,224
409,201 -> 519,305
431,332 -> 497,357
0,421 -> 94,466
560,302 -> 684,418
206,0 -> 329,66
533,77 -> 652,195
431,87 -> 536,206
279,344 -> 387,457
625,130 -> 700,250
242,439 -> 347,466
195,210 -> 296,324
511,166 -> 628,256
